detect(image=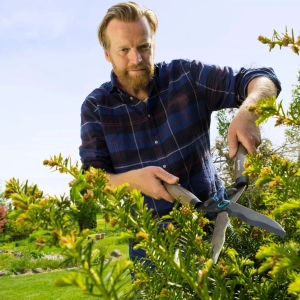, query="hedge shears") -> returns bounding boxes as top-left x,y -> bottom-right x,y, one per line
164,144 -> 286,263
